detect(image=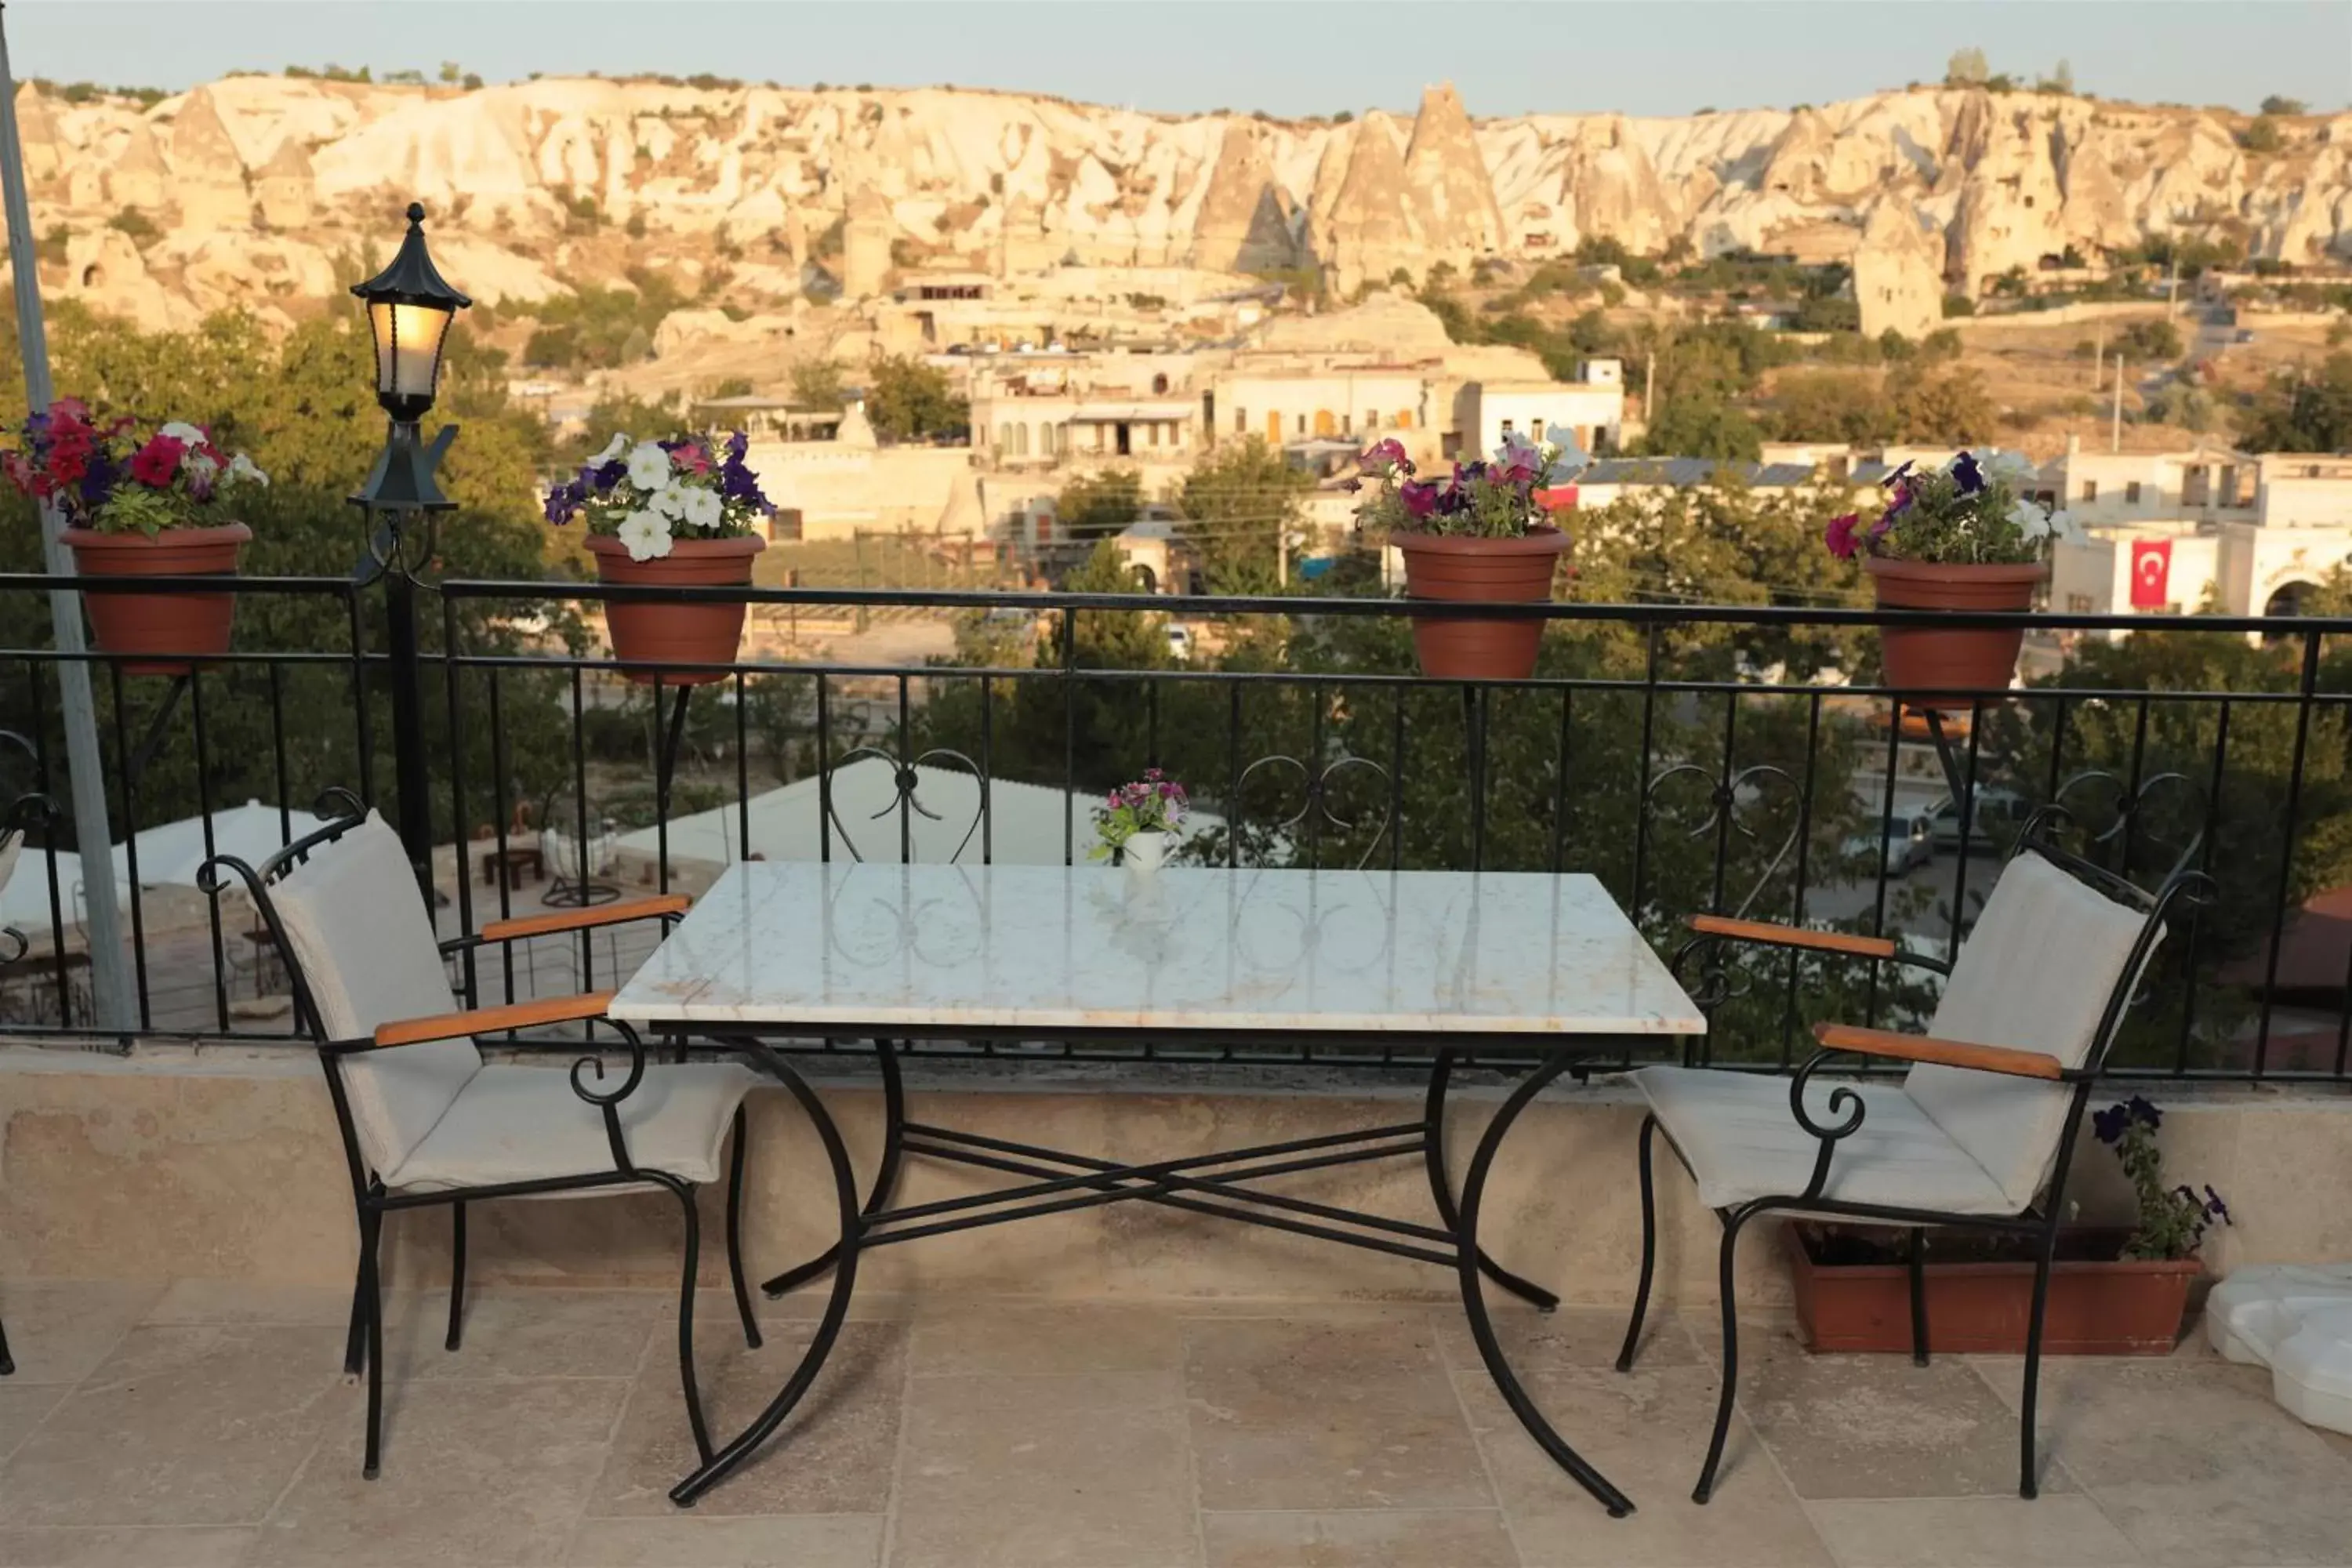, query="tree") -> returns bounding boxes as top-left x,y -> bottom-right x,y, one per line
2238,117 -> 2284,154
2038,59 -> 2075,94
1886,365 -> 1999,443
2237,351 -> 2352,452
437,60 -> 462,84
2119,319 -> 2184,360
1638,392 -> 1763,460
863,354 -> 967,442
786,357 -> 844,410
1174,439 -> 1312,594
2260,94 -> 2307,116
1057,470 -> 1145,542
1766,369 -> 1893,445
1942,294 -> 1976,318
557,388 -> 684,463
1945,47 -> 1991,86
